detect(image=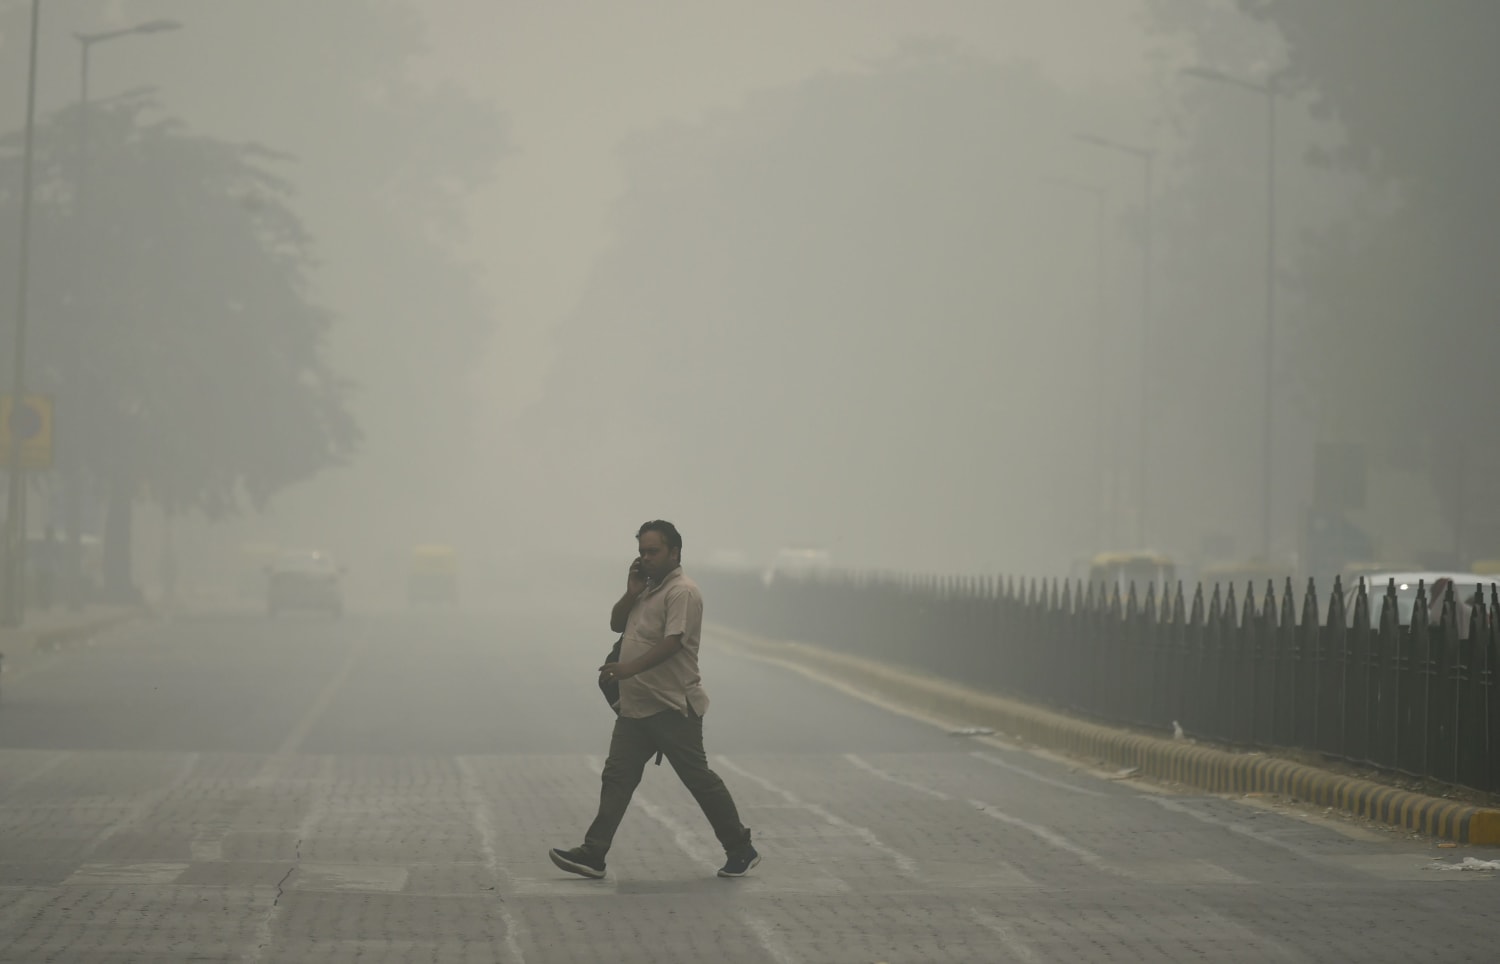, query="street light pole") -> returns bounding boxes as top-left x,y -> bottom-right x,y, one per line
1076,133 -> 1155,549
1141,150 -> 1153,548
1264,89 -> 1276,564
73,19 -> 186,303
62,19 -> 182,609
1182,66 -> 1279,563
77,20 -> 182,115
1,0 -> 44,628
1043,177 -> 1113,548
